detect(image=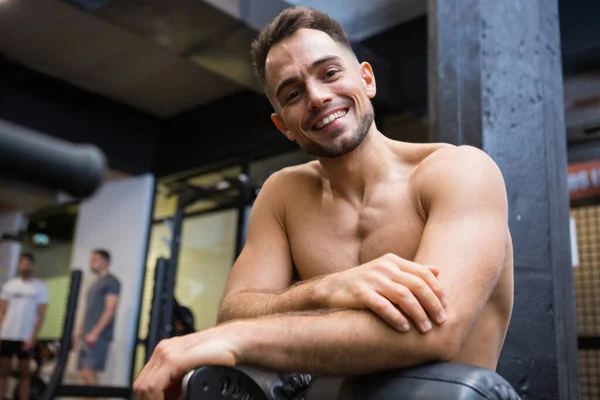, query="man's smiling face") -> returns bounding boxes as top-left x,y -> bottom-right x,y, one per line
265,28 -> 377,158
